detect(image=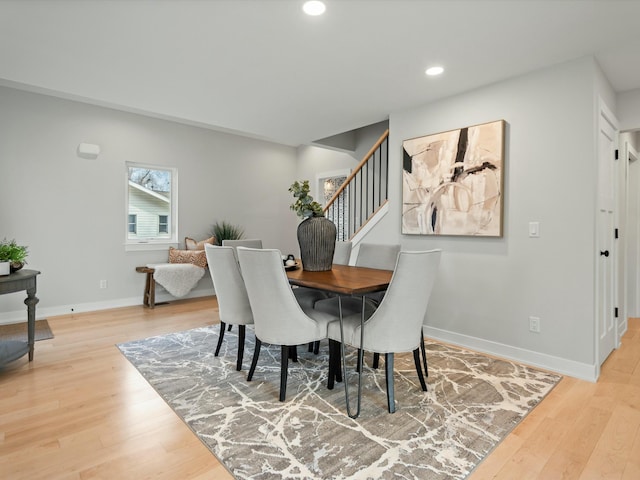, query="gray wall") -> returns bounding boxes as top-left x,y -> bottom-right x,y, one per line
354,57 -> 610,379
0,86 -> 299,319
